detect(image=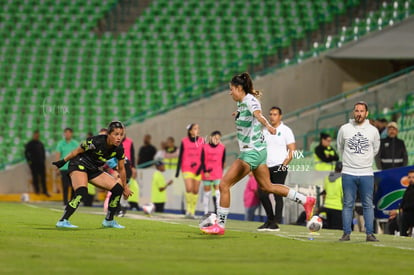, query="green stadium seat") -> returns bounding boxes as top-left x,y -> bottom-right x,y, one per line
1,0 -> 414,167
